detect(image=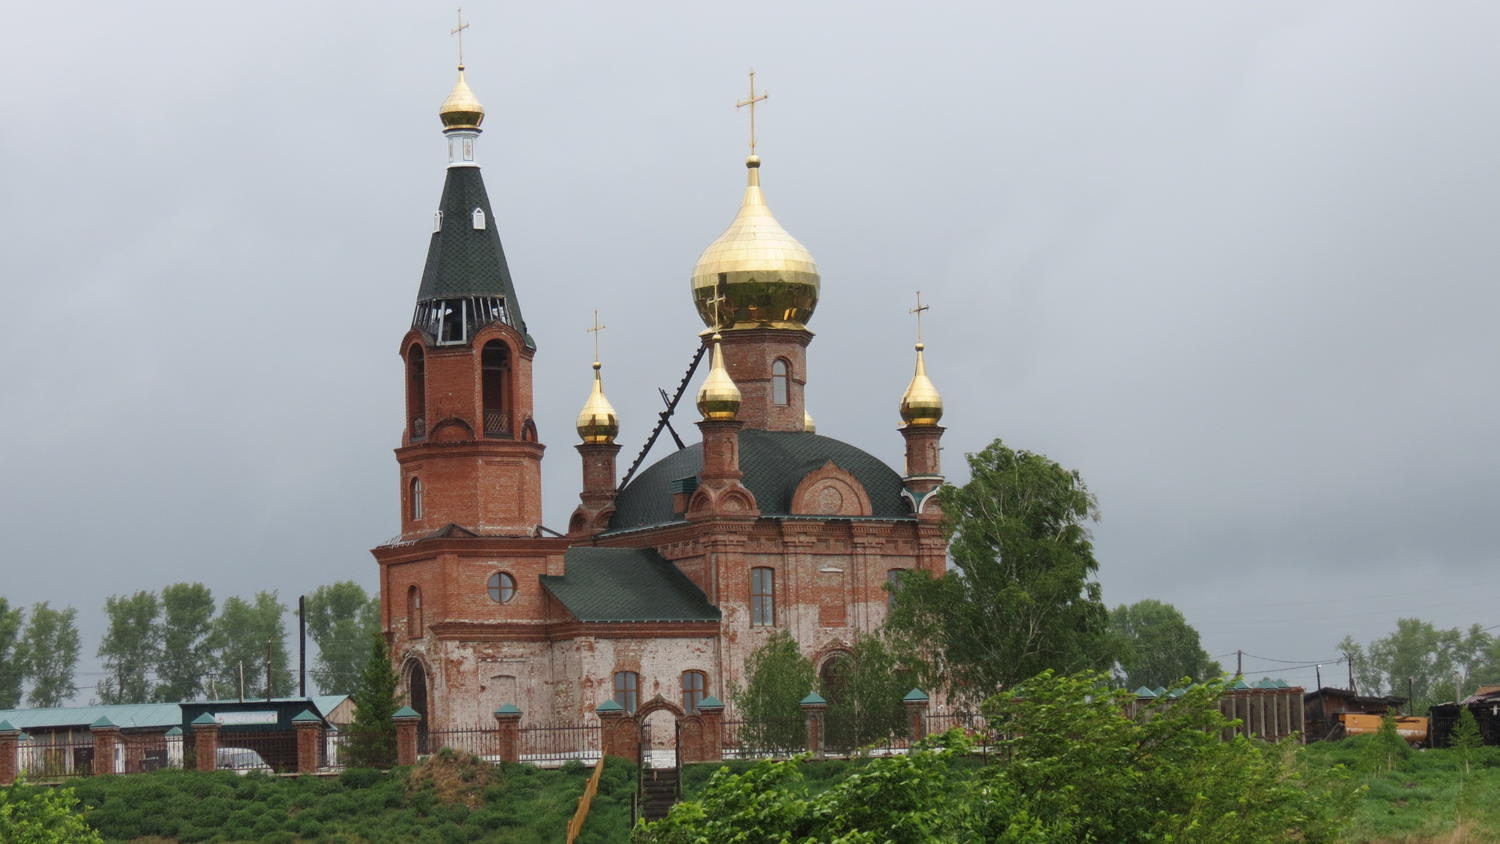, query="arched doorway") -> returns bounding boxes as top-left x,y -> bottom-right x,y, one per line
635,695 -> 685,770
405,660 -> 430,751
